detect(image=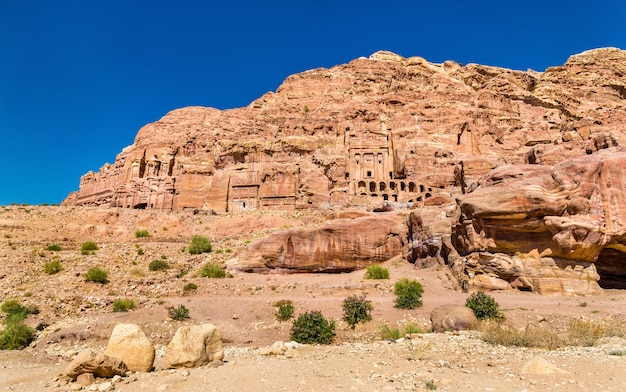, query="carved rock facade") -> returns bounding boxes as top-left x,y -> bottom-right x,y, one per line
64,48 -> 626,215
